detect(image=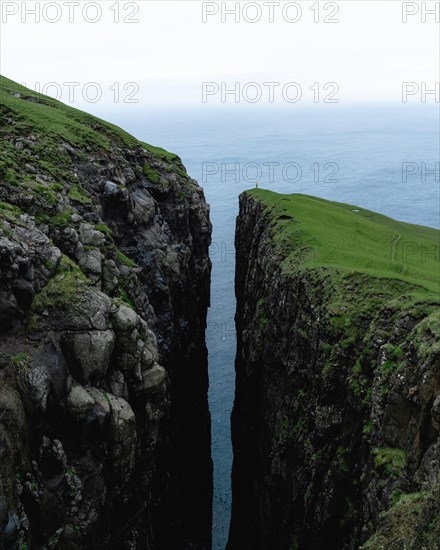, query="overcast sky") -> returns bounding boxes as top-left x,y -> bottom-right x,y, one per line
1,1 -> 439,113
